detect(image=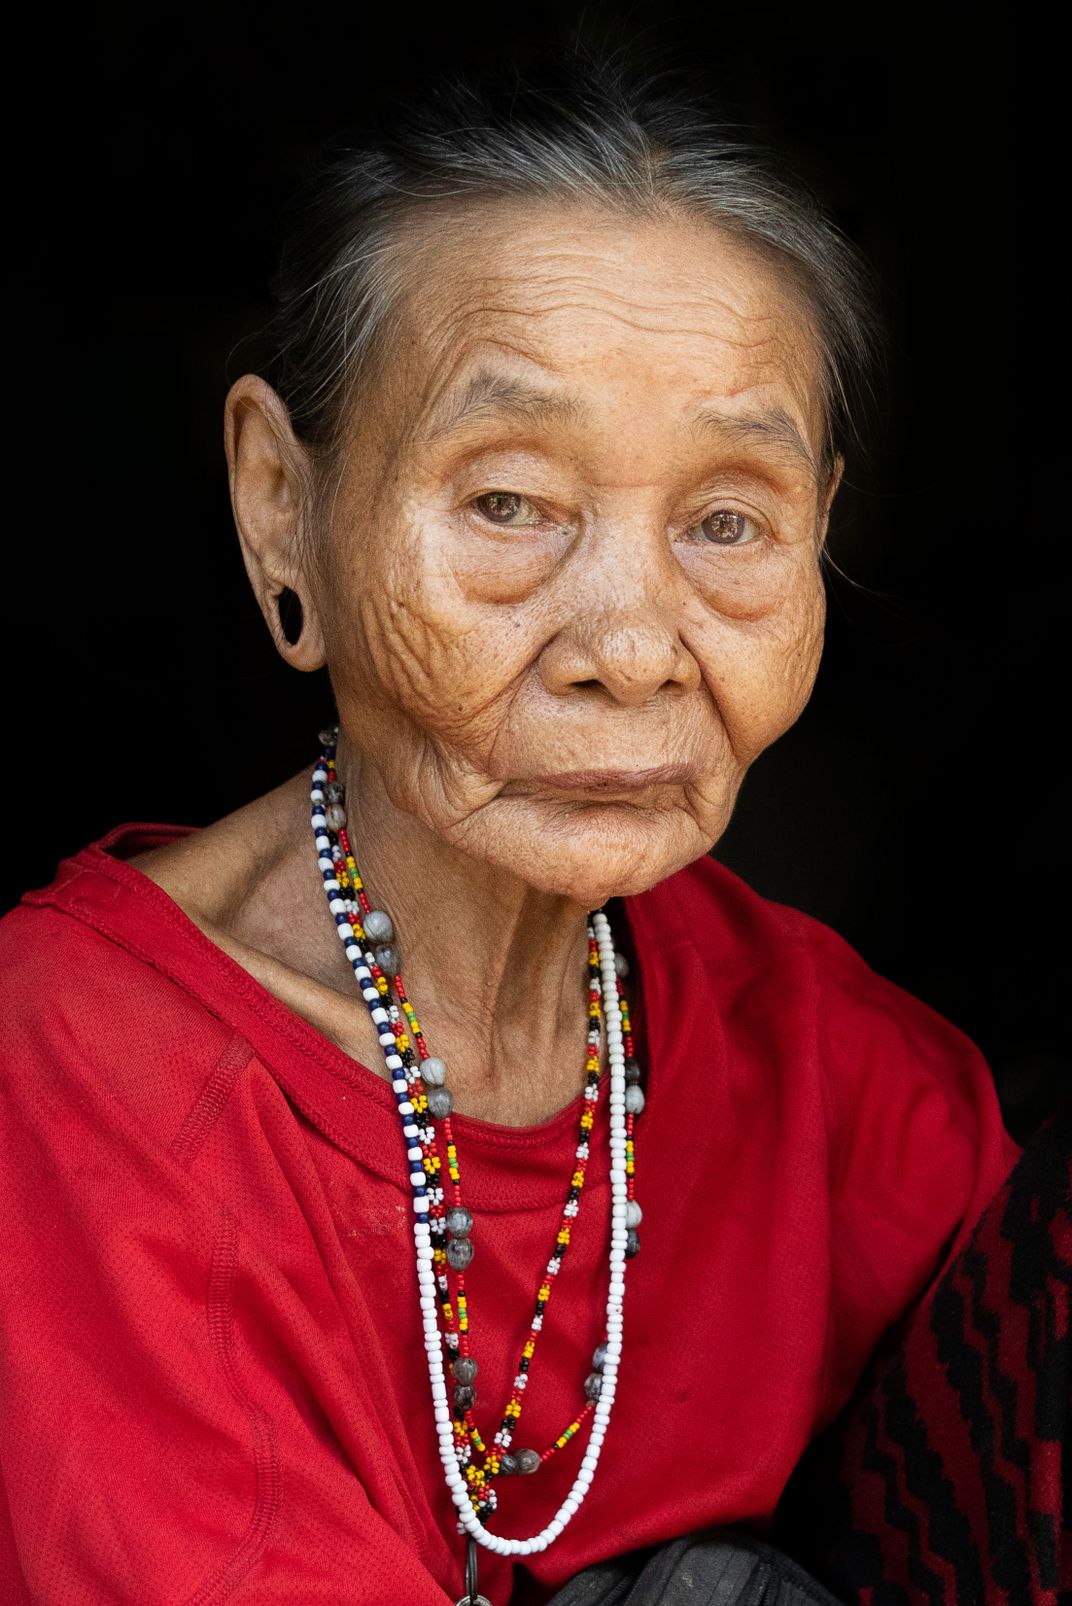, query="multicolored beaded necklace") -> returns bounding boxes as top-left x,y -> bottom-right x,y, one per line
309,726 -> 645,1606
